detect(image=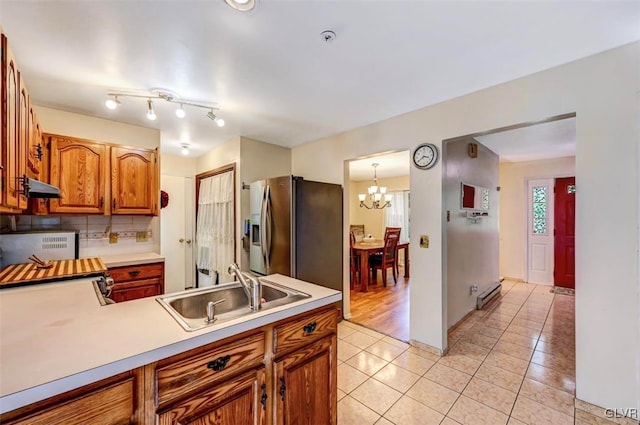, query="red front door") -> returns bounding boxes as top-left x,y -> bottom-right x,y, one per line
554,177 -> 576,288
